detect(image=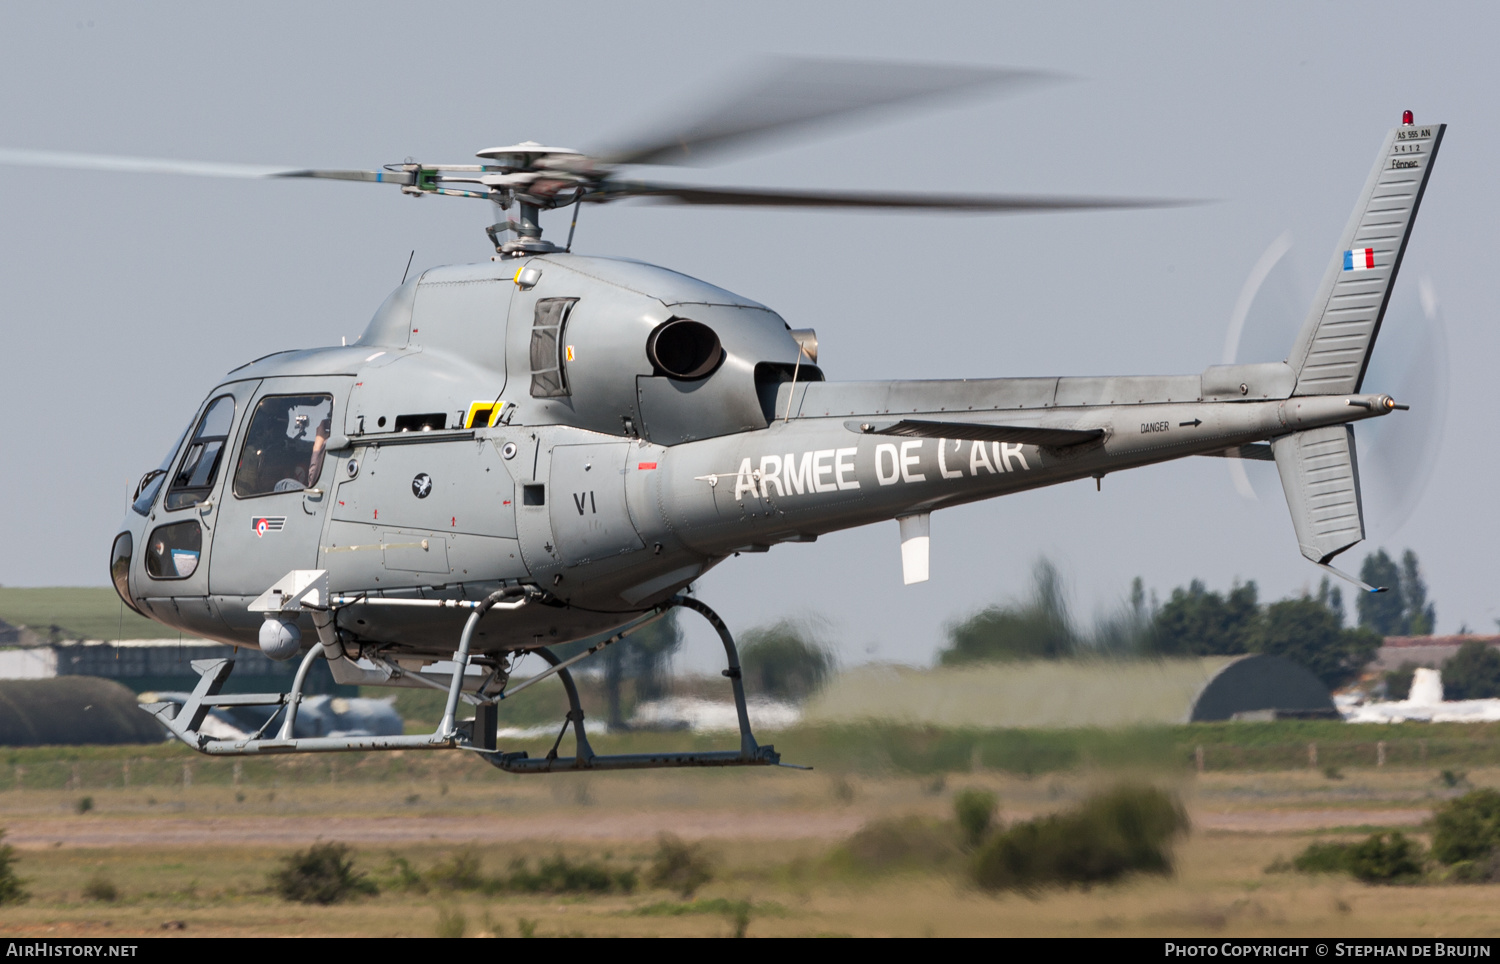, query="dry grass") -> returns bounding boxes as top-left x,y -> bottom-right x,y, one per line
0,764 -> 1497,936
